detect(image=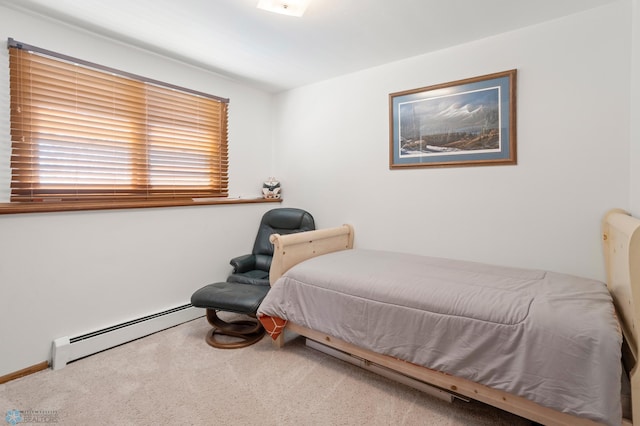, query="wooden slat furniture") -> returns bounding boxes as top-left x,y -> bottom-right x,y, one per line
265,209 -> 639,425
603,209 -> 640,425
